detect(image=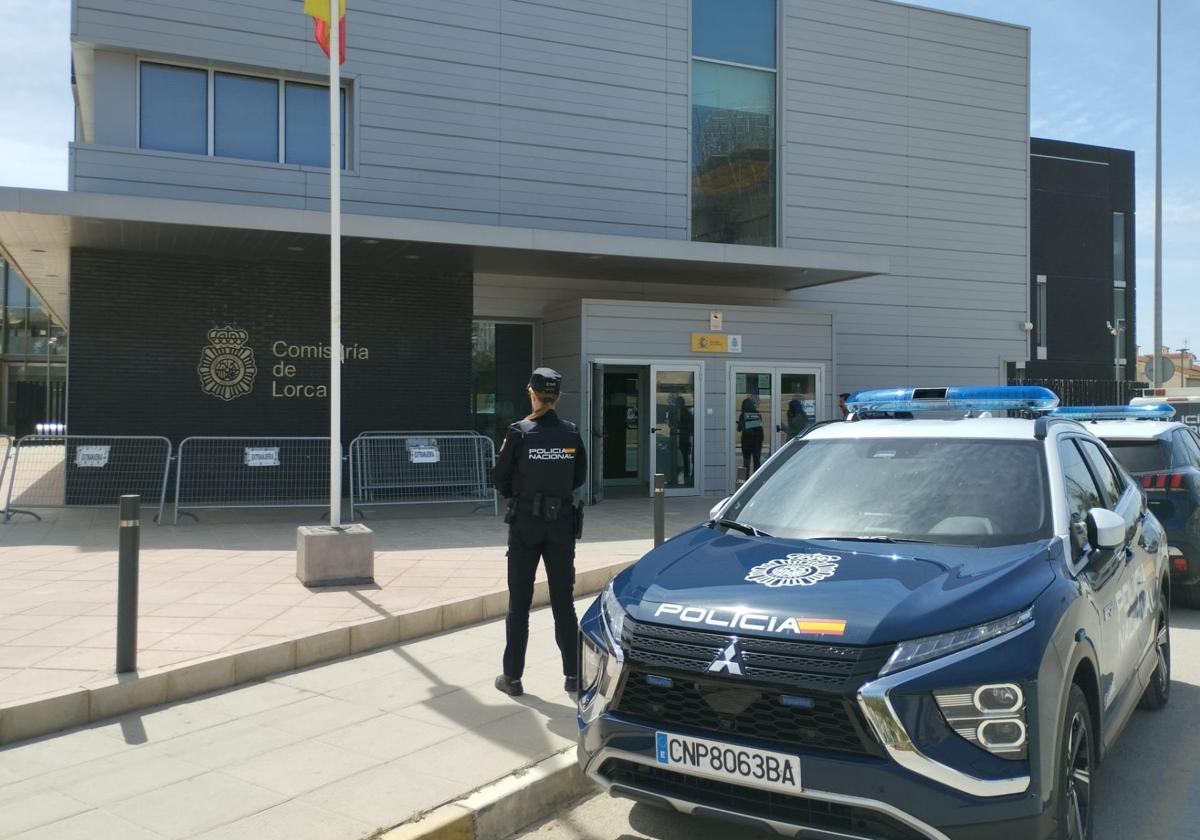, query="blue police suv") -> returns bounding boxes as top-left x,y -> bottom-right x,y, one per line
576,387 -> 1171,840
